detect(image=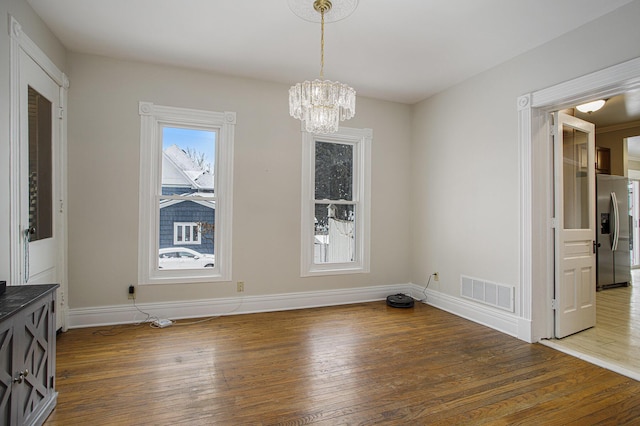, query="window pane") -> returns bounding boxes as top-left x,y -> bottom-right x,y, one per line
562,126 -> 590,229
159,127 -> 216,269
315,142 -> 353,201
161,127 -> 216,195
314,203 -> 355,263
28,86 -> 53,241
